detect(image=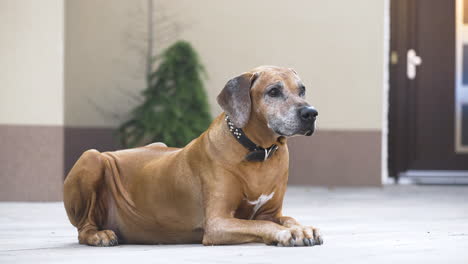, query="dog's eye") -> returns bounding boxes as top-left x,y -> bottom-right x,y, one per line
268,88 -> 281,97
299,86 -> 306,97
